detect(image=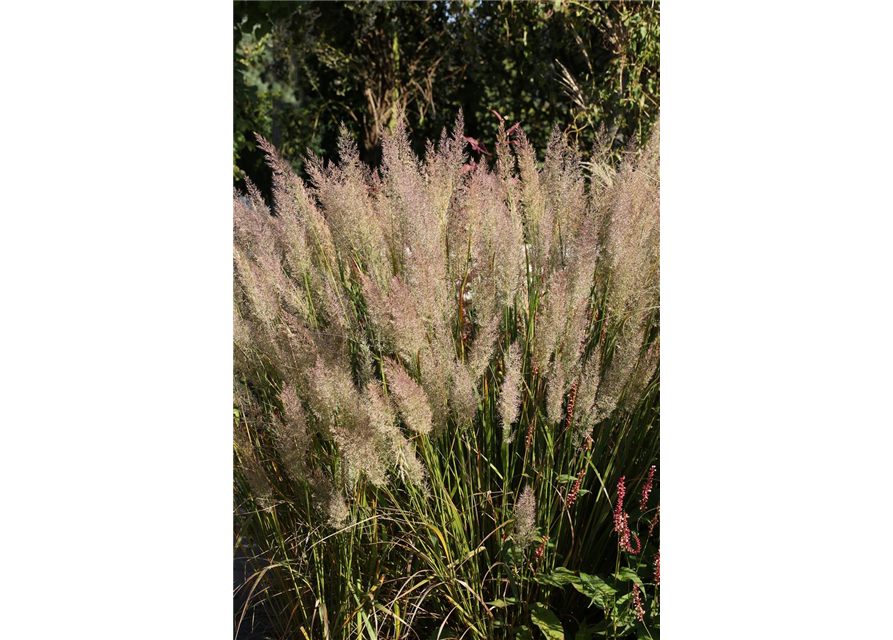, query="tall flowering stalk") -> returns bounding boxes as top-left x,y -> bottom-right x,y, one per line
233,113 -> 660,638
632,584 -> 646,622
639,465 -> 656,511
614,475 -> 632,551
